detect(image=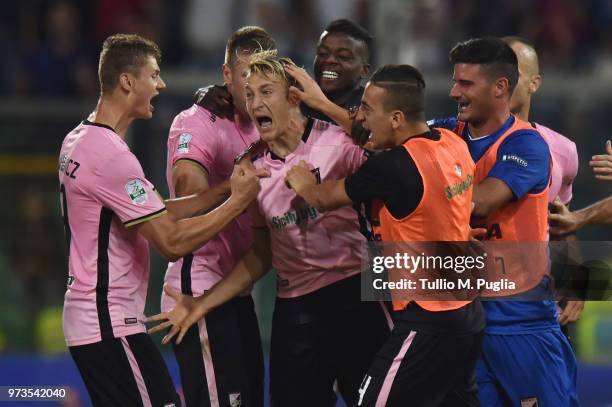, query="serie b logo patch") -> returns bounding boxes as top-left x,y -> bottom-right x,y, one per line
177,133 -> 192,153
125,179 -> 148,205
